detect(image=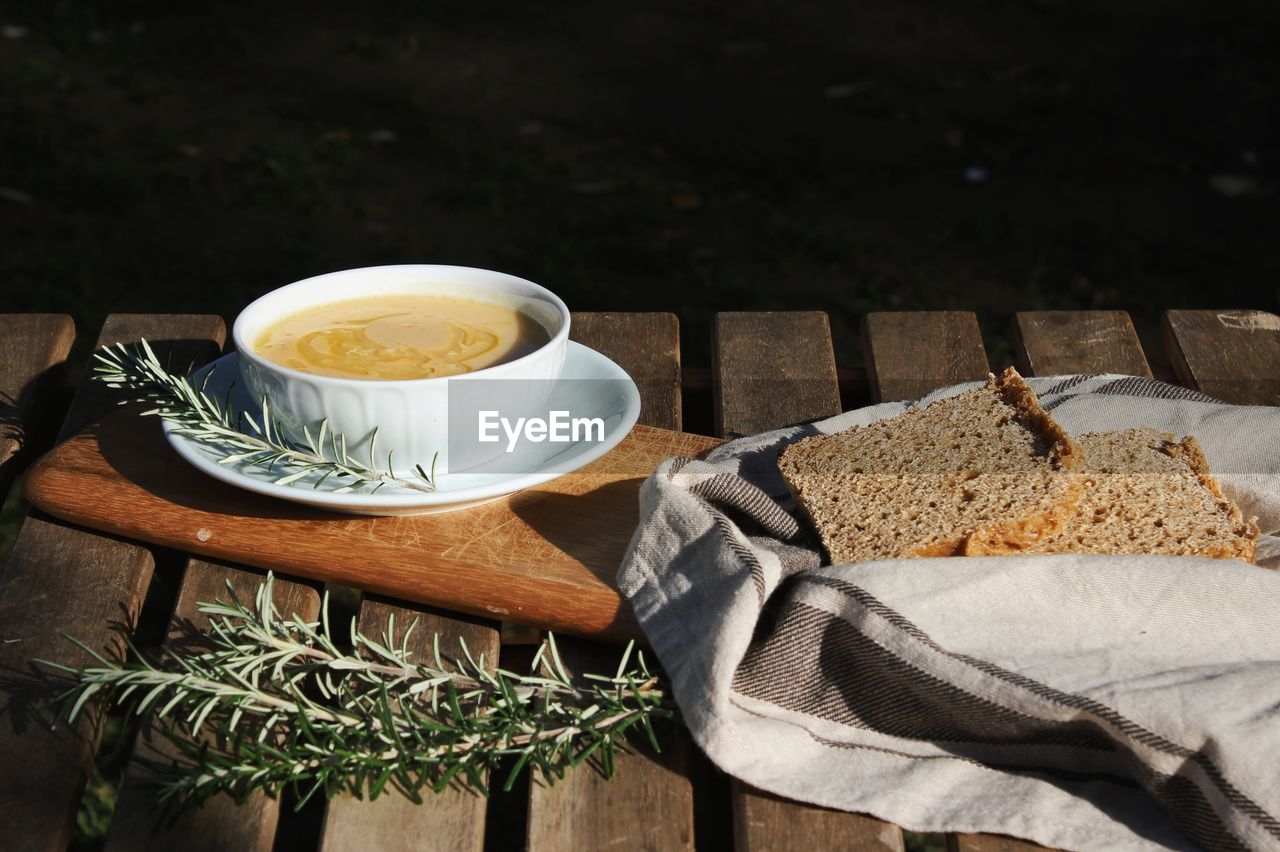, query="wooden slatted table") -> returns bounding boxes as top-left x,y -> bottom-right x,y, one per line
1,307 -> 1276,852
